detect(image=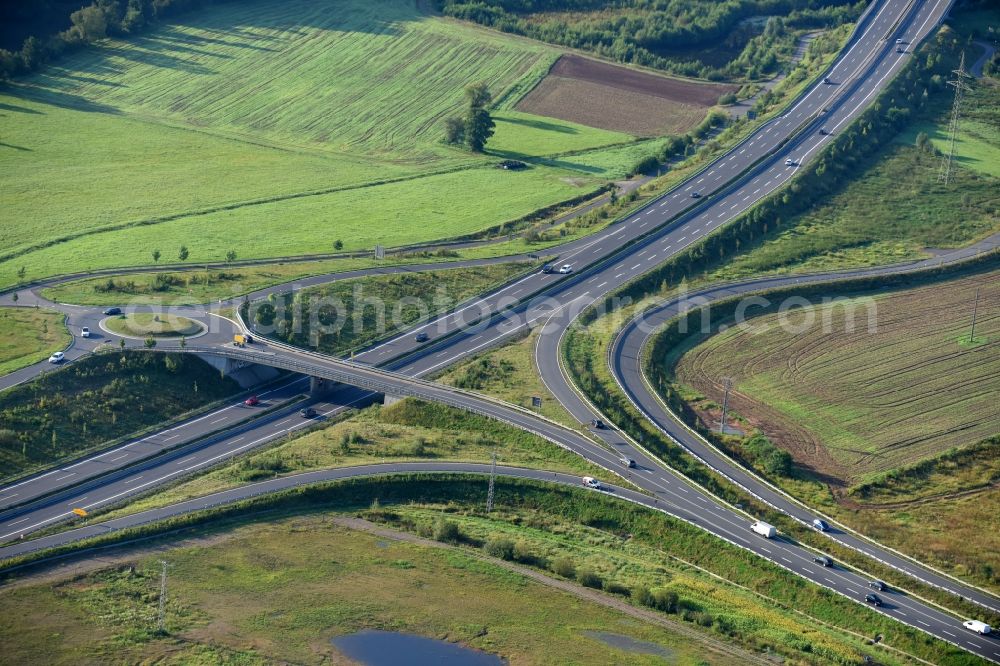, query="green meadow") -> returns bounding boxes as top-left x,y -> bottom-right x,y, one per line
0,0 -> 646,288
